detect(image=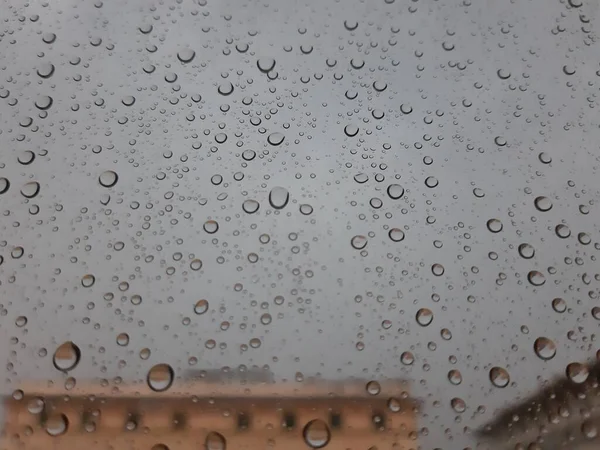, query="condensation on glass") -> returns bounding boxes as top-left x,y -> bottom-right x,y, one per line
0,0 -> 599,448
